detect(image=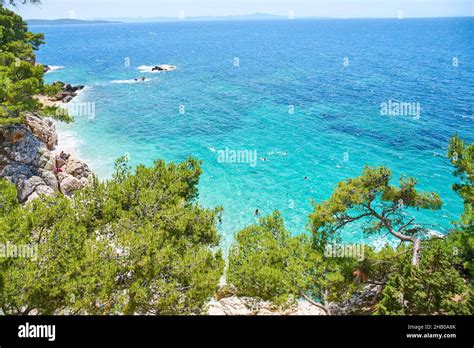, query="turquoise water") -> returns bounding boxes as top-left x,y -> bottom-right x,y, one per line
33,18 -> 474,249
